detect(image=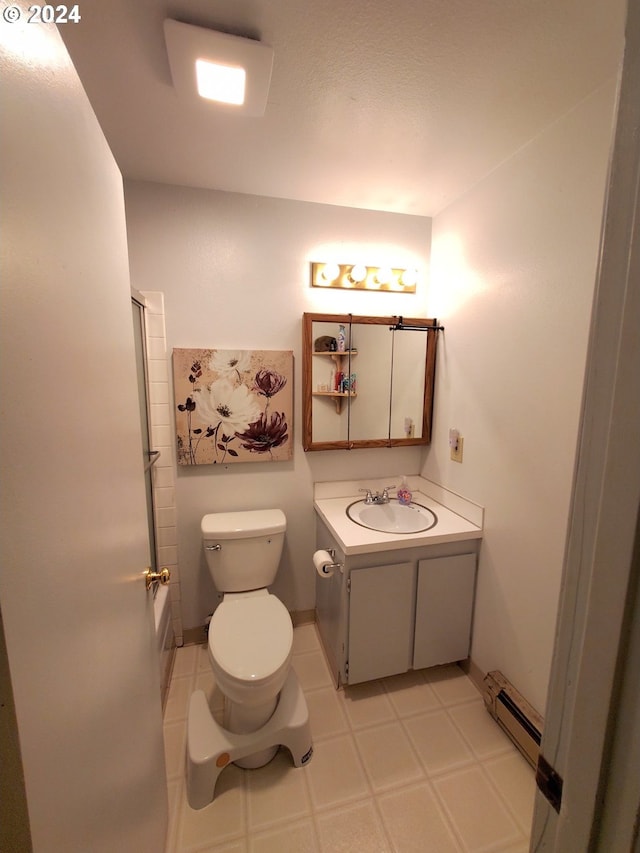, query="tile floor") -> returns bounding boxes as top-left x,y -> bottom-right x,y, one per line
163,624 -> 534,853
